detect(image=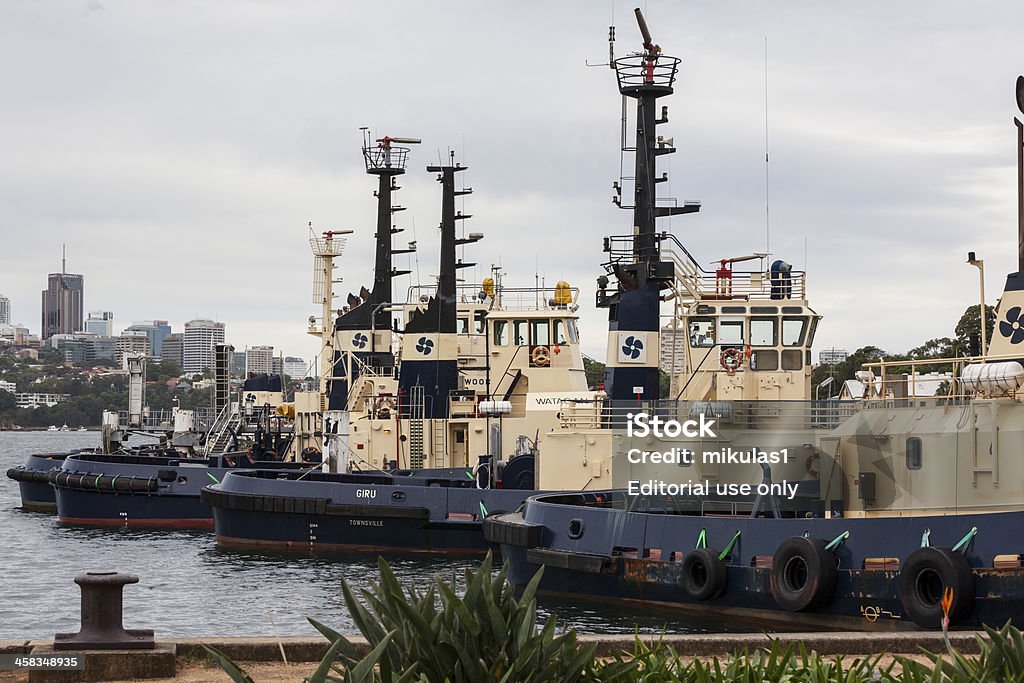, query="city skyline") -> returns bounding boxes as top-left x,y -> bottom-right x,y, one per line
1,3 -> 1022,363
